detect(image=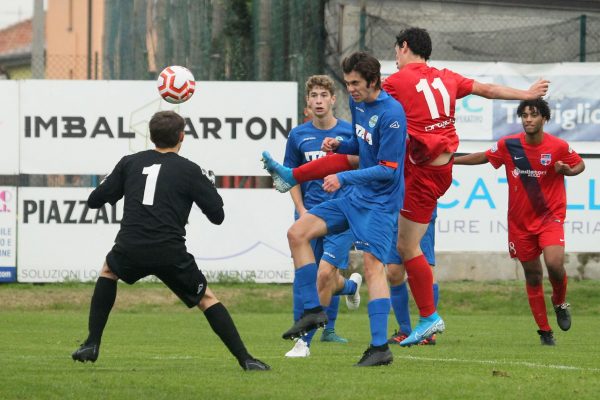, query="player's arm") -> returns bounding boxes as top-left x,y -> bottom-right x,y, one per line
471,78 -> 549,100
555,160 -> 585,176
88,159 -> 125,209
453,152 -> 489,165
191,165 -> 225,225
